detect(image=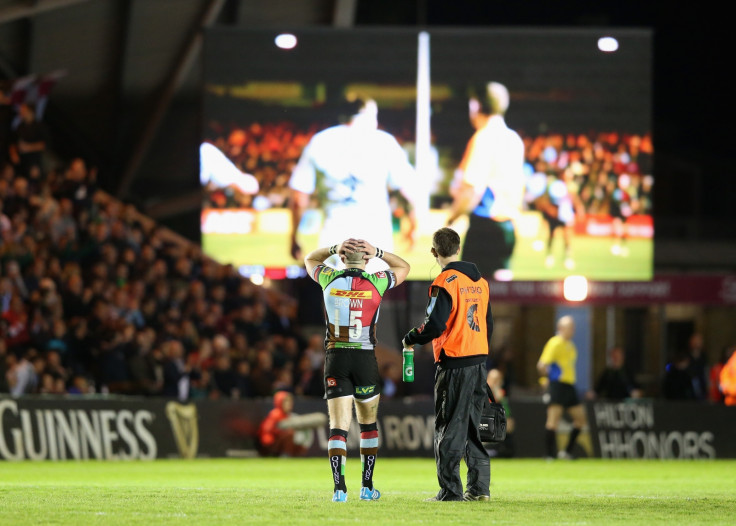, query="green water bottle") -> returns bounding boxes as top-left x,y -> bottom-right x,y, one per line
402,348 -> 414,383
